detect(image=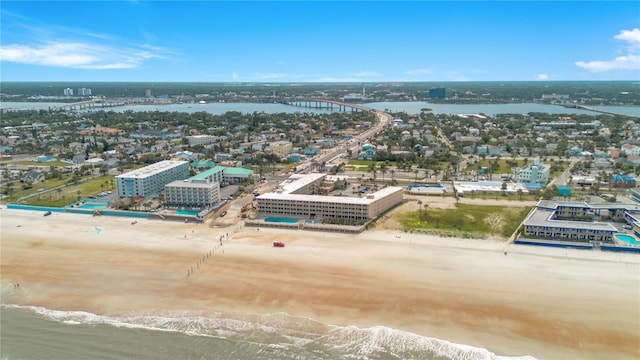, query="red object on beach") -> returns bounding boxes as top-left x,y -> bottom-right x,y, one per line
273,241 -> 285,247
